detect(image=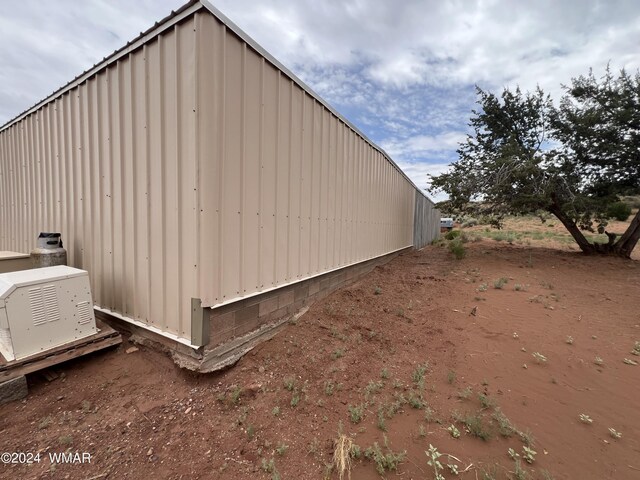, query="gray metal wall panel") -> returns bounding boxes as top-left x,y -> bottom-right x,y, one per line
413,190 -> 441,249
